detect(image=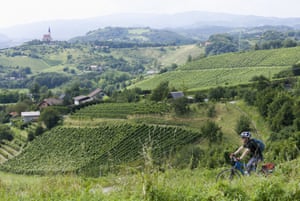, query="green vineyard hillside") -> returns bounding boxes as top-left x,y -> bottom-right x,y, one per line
1,124 -> 202,175
181,46 -> 300,70
131,47 -> 300,91
132,67 -> 286,91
